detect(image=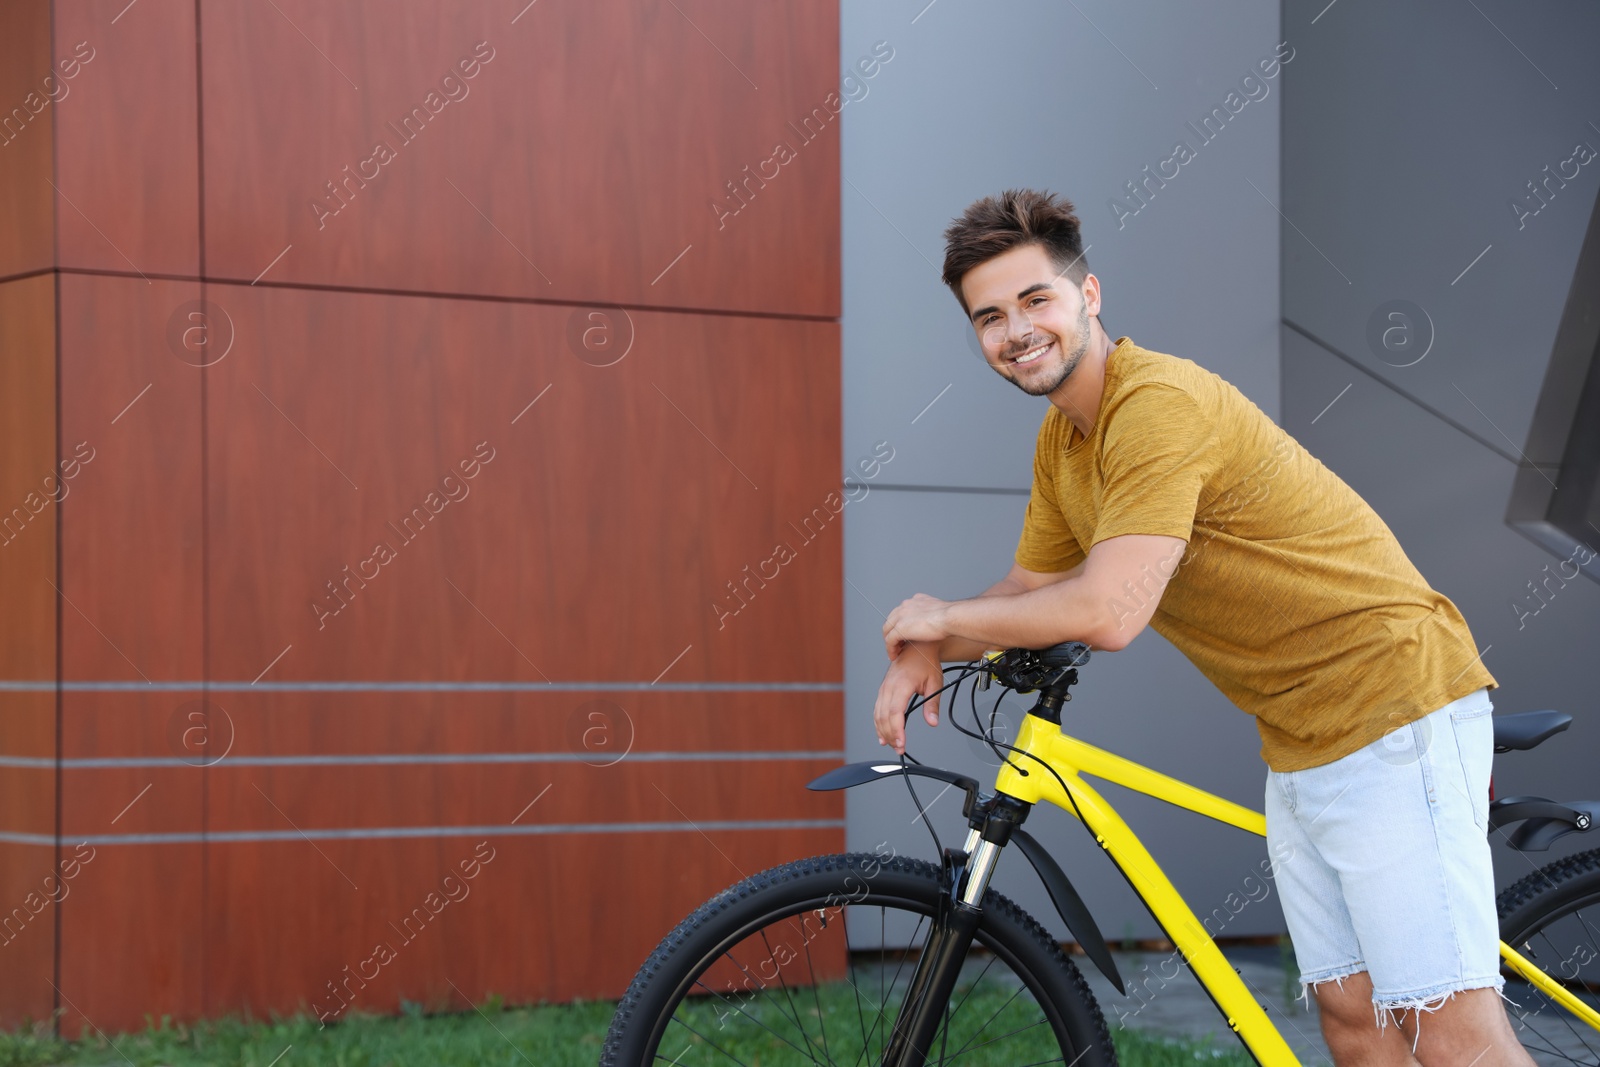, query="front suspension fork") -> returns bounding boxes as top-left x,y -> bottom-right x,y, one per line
881,795 -> 1027,1067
